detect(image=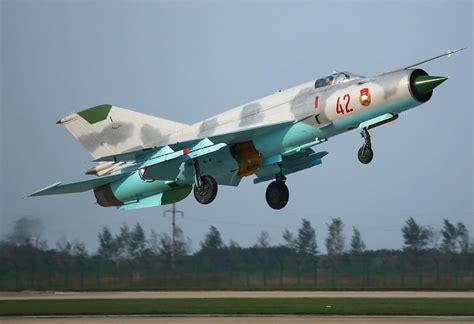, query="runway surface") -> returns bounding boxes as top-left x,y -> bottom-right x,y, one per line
1,316 -> 474,323
1,290 -> 473,300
